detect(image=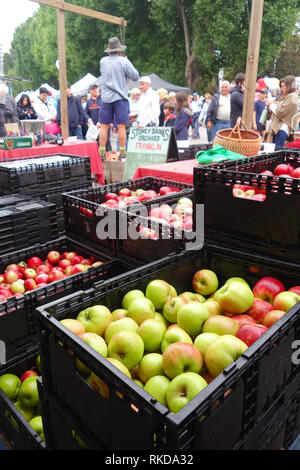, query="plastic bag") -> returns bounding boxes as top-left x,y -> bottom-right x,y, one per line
86,123 -> 100,141
196,144 -> 247,165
